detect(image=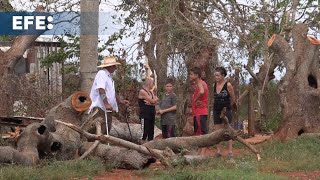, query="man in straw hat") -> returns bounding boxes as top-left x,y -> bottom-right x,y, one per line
89,56 -> 129,134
